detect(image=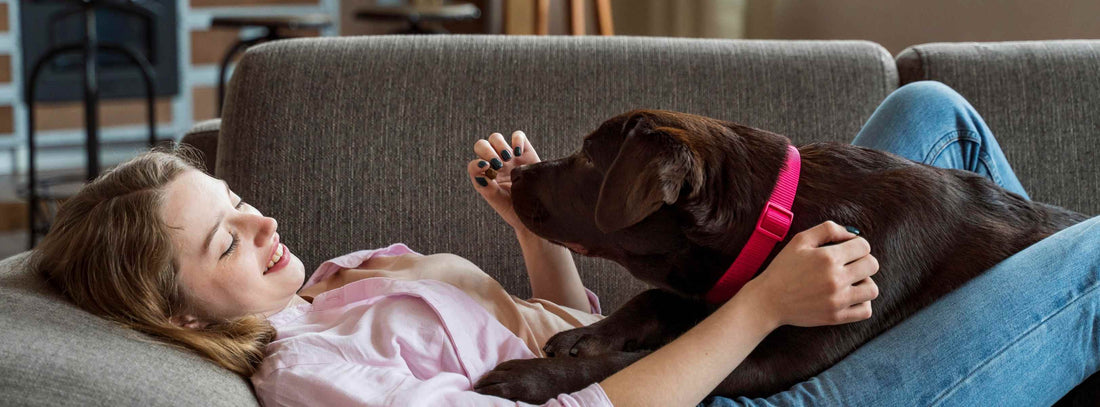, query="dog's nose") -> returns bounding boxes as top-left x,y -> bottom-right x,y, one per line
511,165 -> 527,183
509,165 -> 550,223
